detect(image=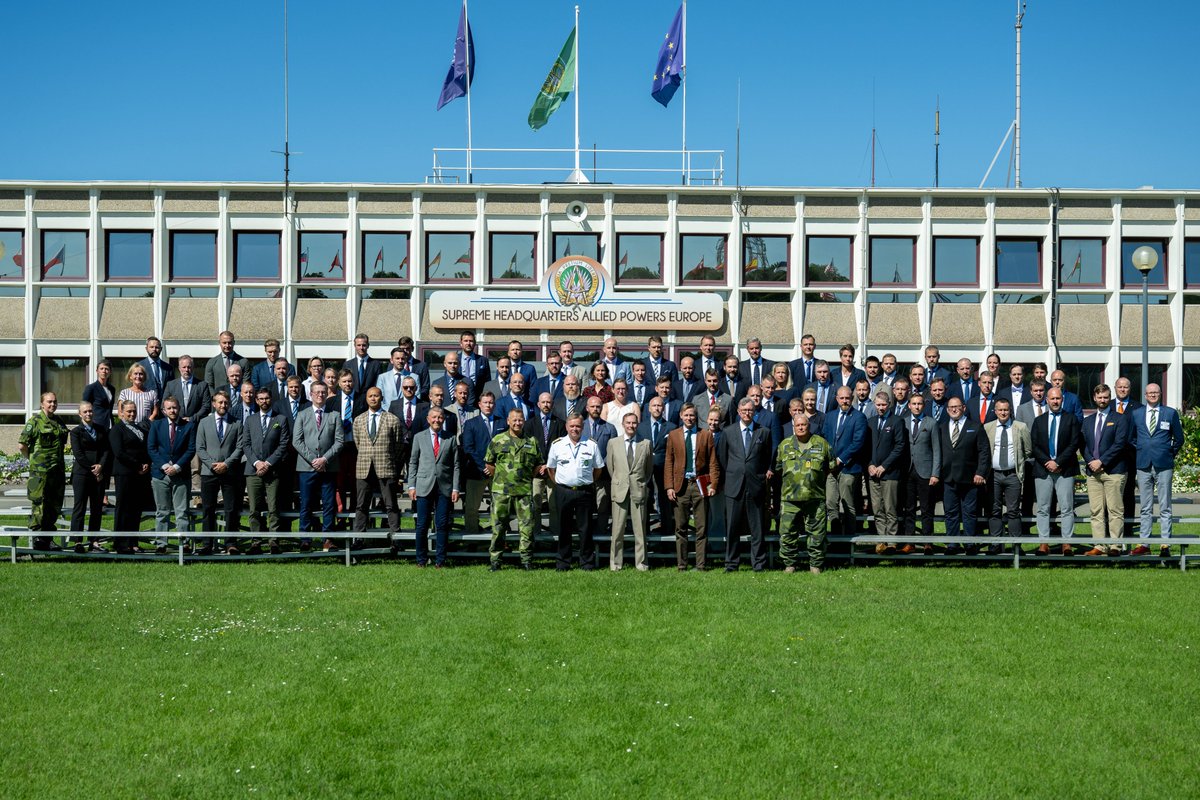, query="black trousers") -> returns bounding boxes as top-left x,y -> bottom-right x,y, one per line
555,483 -> 595,568
651,462 -> 674,536
200,472 -> 243,542
70,469 -> 105,533
989,468 -> 1022,537
902,466 -> 937,536
113,473 -> 150,550
724,492 -> 766,570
